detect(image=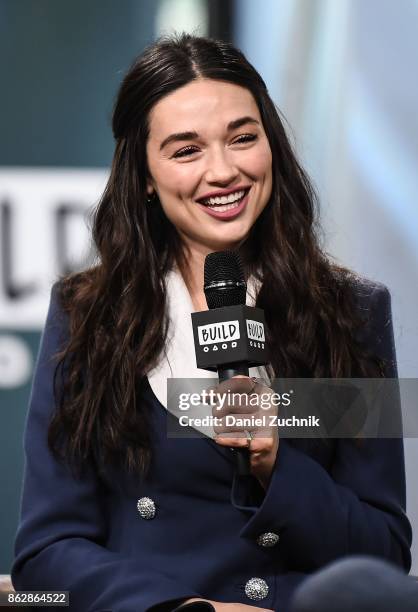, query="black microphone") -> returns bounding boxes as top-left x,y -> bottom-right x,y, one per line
191,250 -> 269,475
204,251 -> 249,382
